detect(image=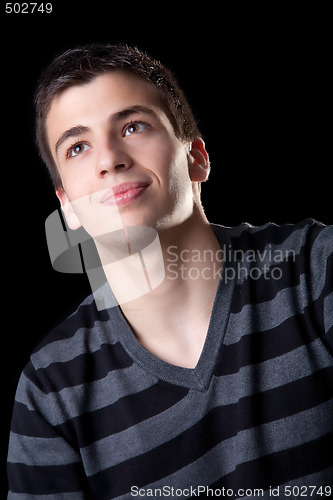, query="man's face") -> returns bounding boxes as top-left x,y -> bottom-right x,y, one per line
46,72 -> 200,236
